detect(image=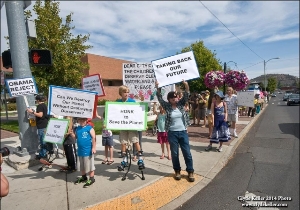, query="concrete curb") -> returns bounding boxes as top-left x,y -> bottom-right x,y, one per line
159,104 -> 269,210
